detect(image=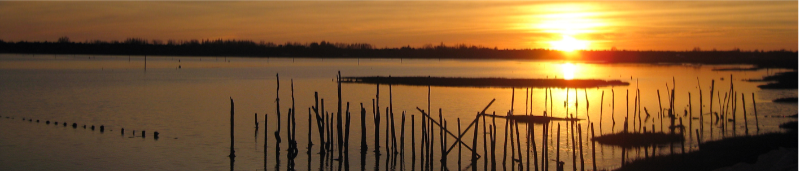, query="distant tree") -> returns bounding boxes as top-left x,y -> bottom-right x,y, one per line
57,36 -> 70,43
